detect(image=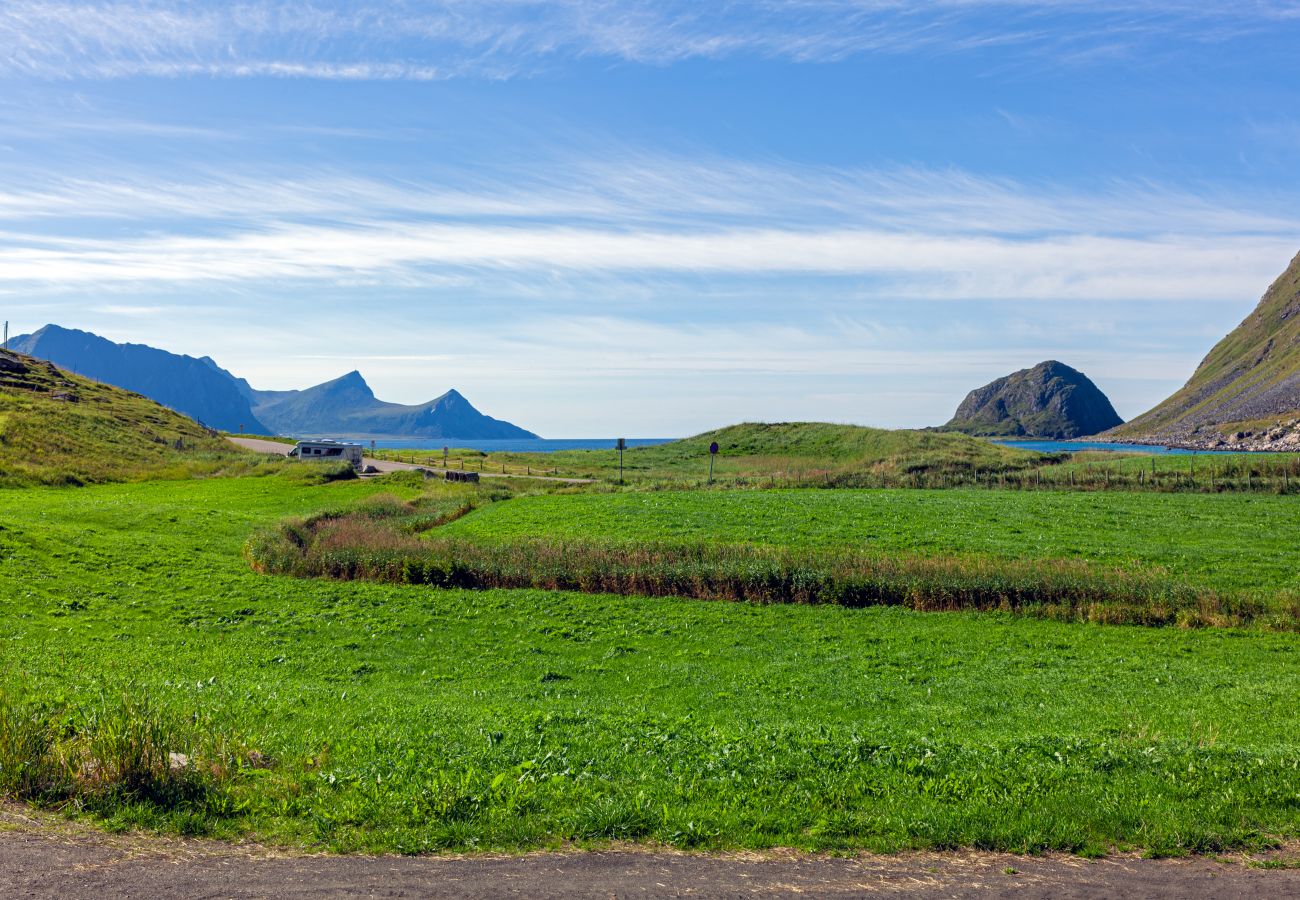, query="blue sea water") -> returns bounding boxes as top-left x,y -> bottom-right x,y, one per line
349,437 -> 675,453
993,440 -> 1244,455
